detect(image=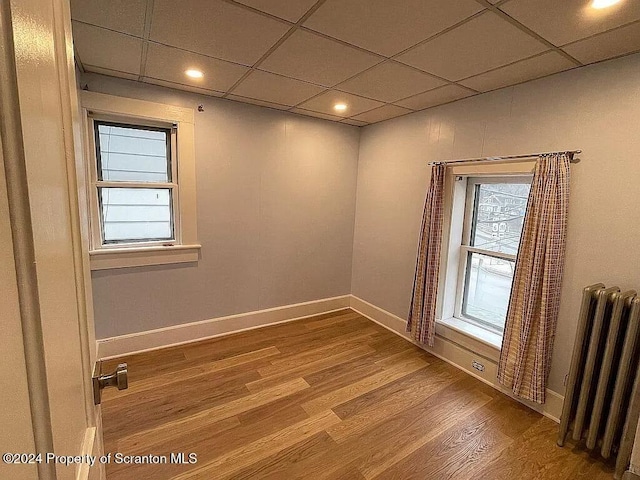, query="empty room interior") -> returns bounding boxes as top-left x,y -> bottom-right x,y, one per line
4,0 -> 640,479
